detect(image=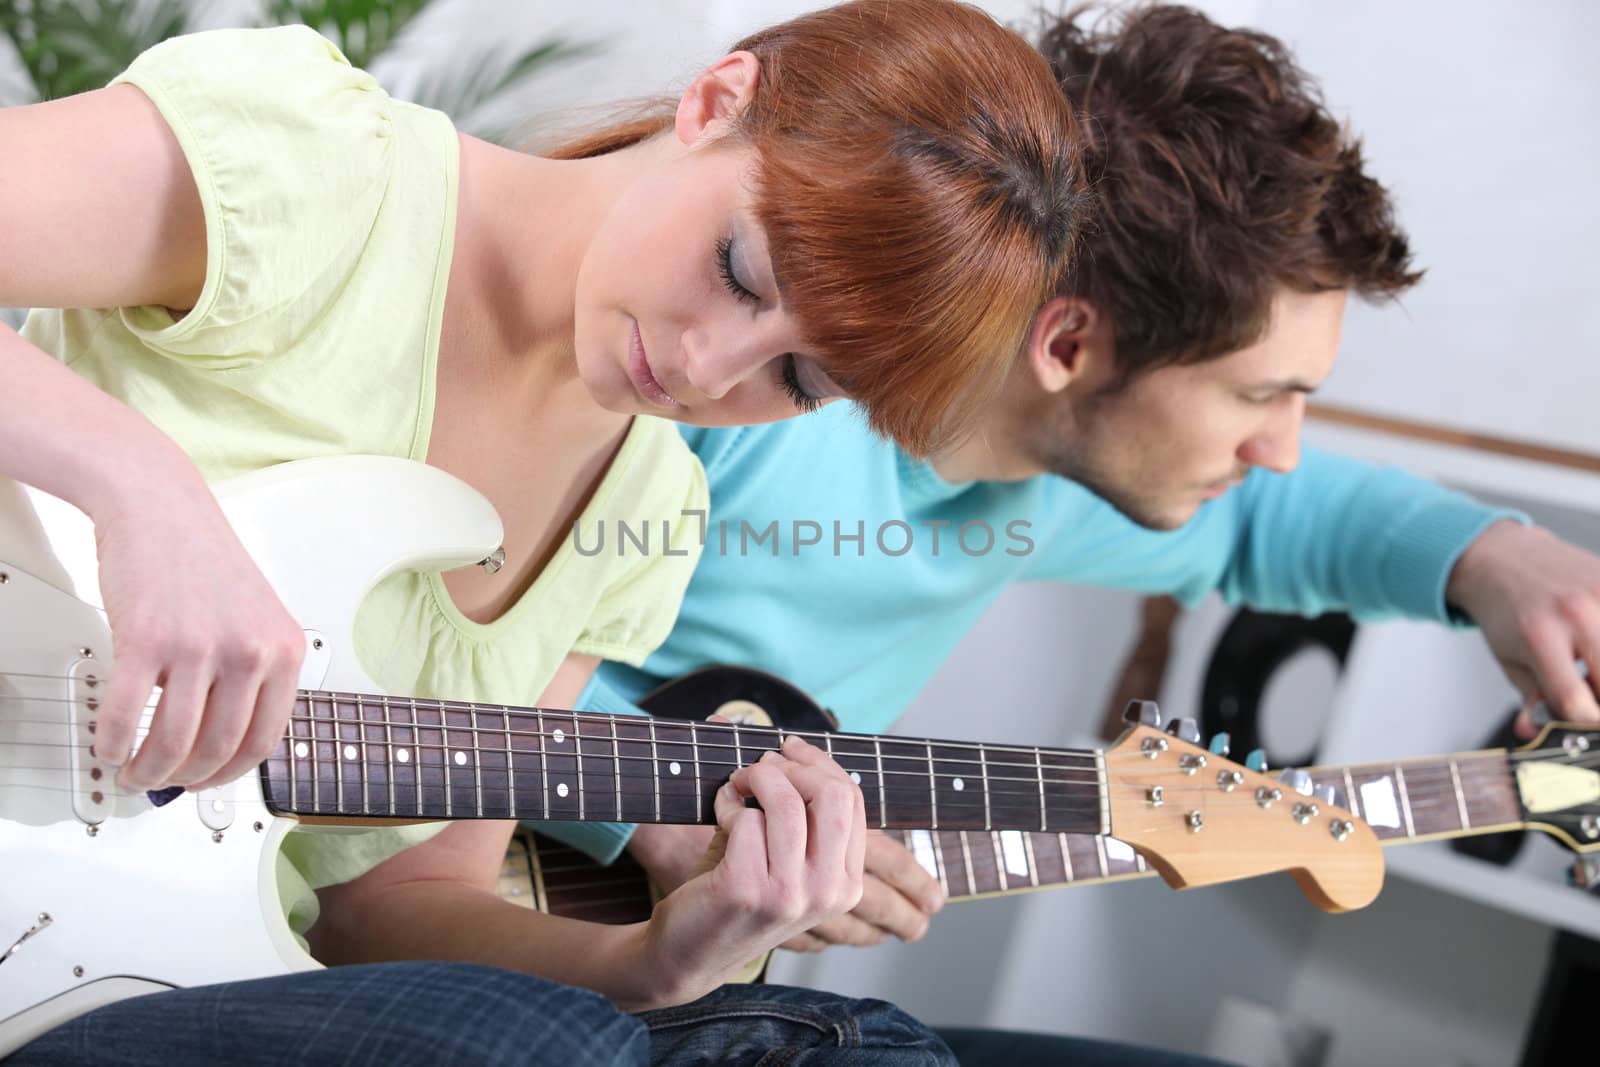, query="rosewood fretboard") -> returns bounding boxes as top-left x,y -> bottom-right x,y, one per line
260,690 -> 1111,835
